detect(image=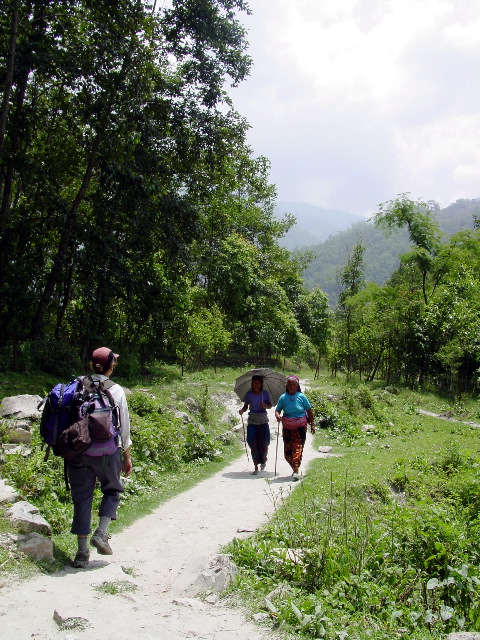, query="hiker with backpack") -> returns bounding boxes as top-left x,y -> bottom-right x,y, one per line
67,347 -> 132,568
